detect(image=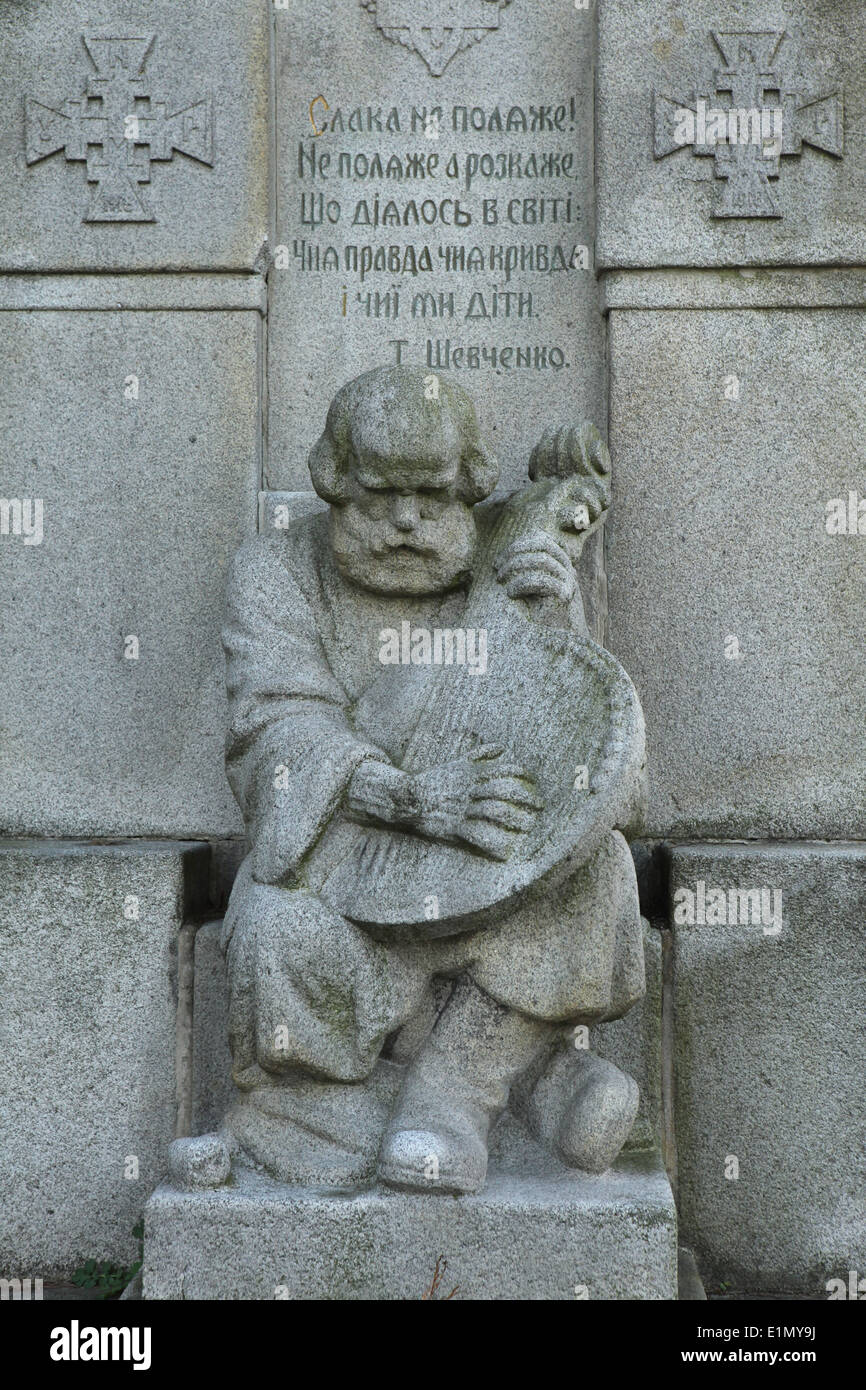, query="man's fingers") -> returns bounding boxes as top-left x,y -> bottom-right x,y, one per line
495,537 -> 576,601
466,800 -> 538,832
474,775 -> 543,809
470,743 -> 505,762
505,572 -> 574,600
478,761 -> 528,780
495,543 -> 572,577
496,532 -> 571,562
459,820 -> 513,861
497,550 -> 572,581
